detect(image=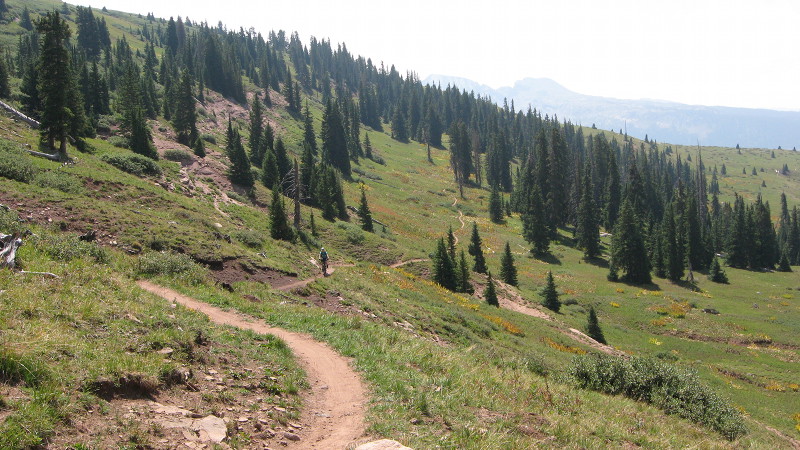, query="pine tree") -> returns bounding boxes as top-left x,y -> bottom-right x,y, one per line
499,241 -> 518,286
446,226 -> 456,262
576,165 -> 600,259
468,222 -> 488,274
249,93 -> 264,165
777,252 -> 792,272
522,185 -> 550,256
261,148 -> 279,190
484,272 -> 499,307
302,102 -> 317,156
610,197 -> 651,284
36,11 -> 86,160
193,137 -> 206,158
432,238 -> 457,291
269,183 -> 294,241
0,58 -> 9,99
172,69 -> 197,146
274,137 -> 291,182
226,122 -> 254,187
119,62 -> 157,159
540,270 -> 560,313
662,203 -> 684,281
20,6 -> 33,31
320,100 -> 351,177
708,256 -> 728,283
457,250 -> 472,294
489,185 -> 504,223
358,184 -> 374,232
586,306 -> 606,344
364,133 -> 374,160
